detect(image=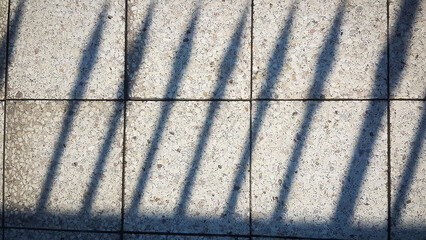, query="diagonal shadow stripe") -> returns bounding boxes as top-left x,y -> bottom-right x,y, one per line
0,0 -> 25,94
35,5 -> 109,212
331,0 -> 421,228
78,2 -> 155,216
223,4 -> 297,215
391,99 -> 426,225
126,3 -> 155,99
272,2 -> 346,221
174,7 -> 248,216
127,6 -> 200,215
